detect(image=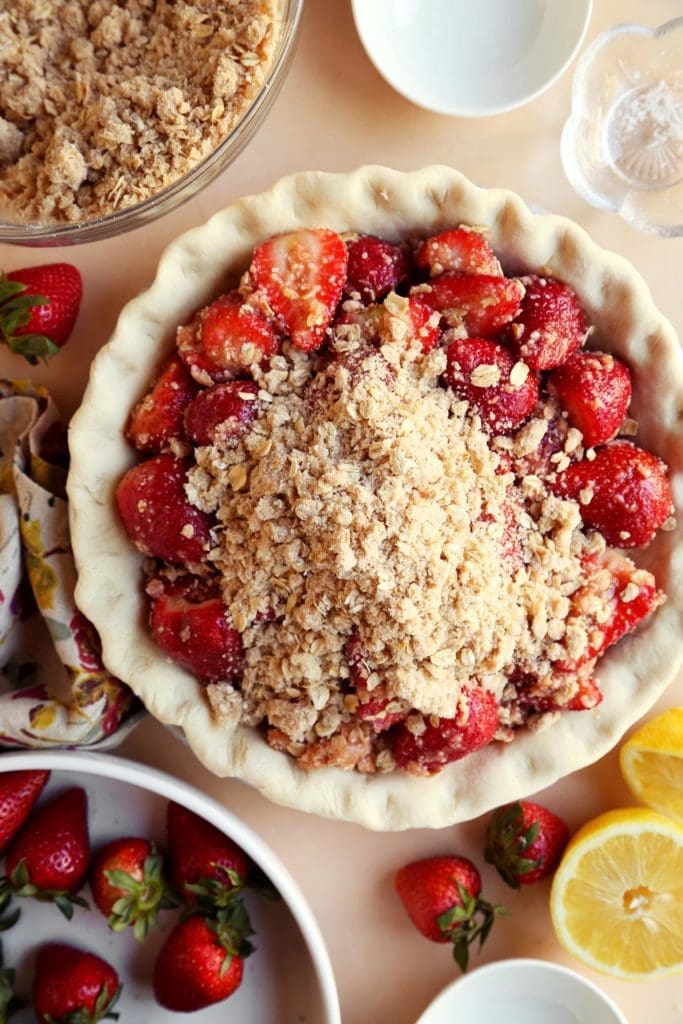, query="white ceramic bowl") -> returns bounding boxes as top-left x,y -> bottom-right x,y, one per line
0,750 -> 340,1024
415,958 -> 628,1024
351,0 -> 593,117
